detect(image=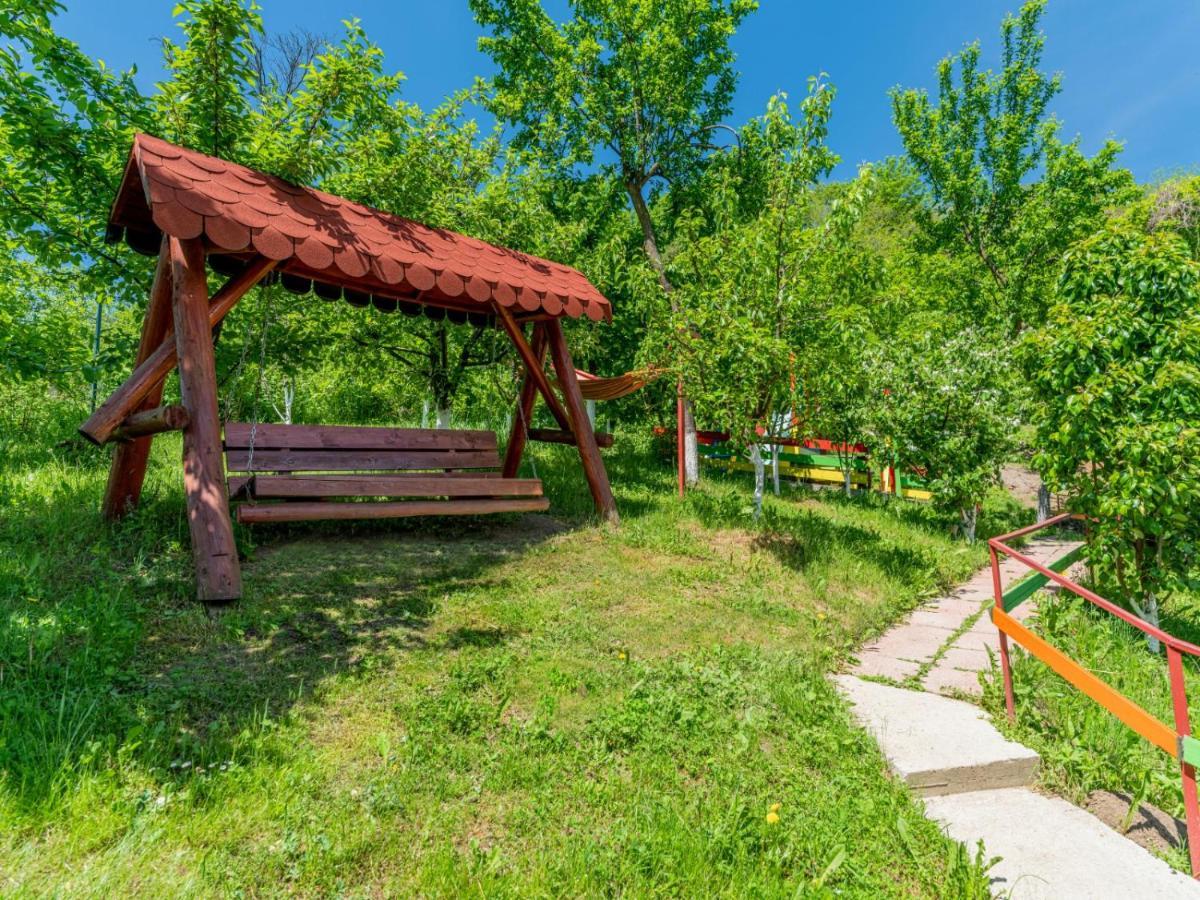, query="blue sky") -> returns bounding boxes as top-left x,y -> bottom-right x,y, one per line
55,0 -> 1200,182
